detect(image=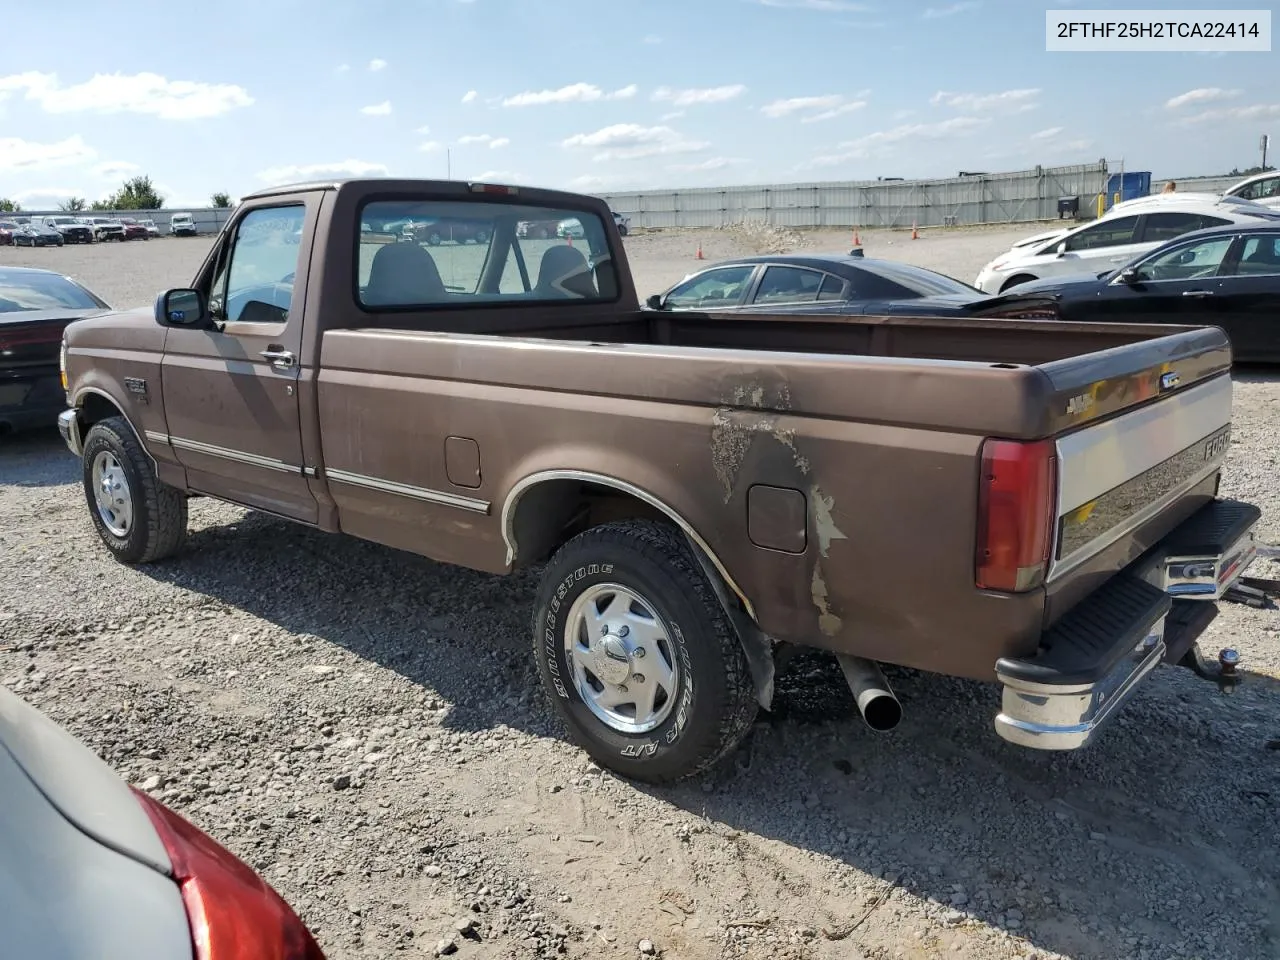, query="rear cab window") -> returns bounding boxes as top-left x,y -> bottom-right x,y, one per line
355,198 -> 621,311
